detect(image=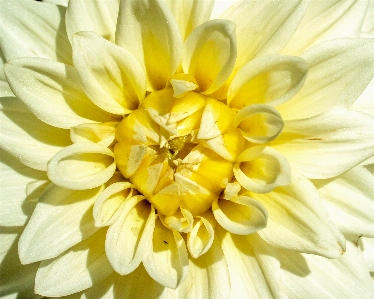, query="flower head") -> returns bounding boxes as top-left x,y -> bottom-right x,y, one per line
1,0 -> 374,298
